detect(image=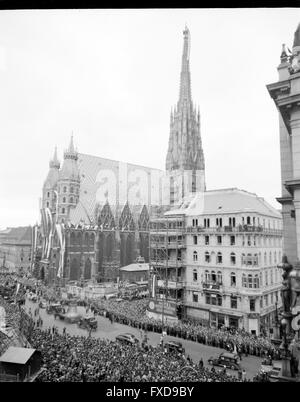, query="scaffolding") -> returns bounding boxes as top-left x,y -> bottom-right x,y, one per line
149,214 -> 186,324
